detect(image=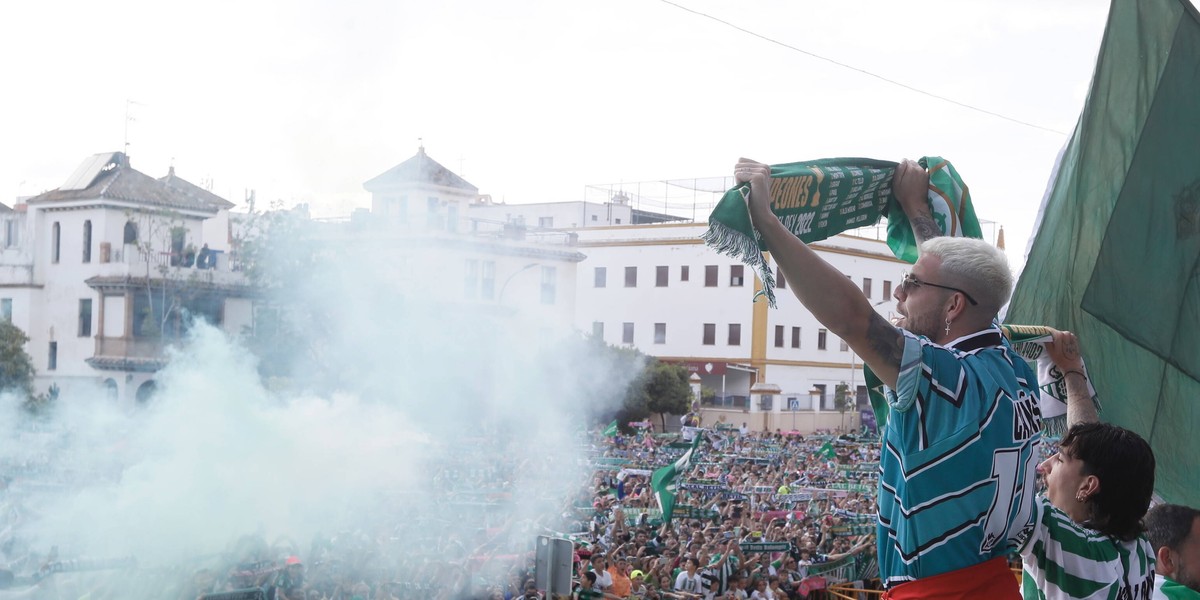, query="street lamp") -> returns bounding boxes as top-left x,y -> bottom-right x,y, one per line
498,262 -> 539,304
